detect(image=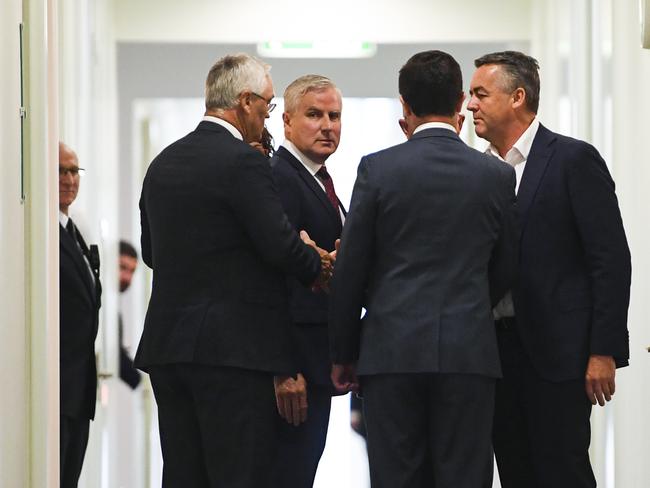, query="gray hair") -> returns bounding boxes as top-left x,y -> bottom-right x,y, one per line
205,53 -> 271,111
283,74 -> 341,114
